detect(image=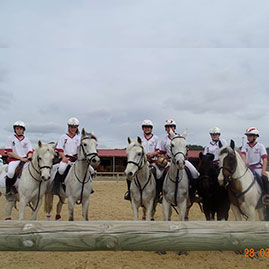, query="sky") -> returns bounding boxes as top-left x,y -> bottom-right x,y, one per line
1,0 -> 269,149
